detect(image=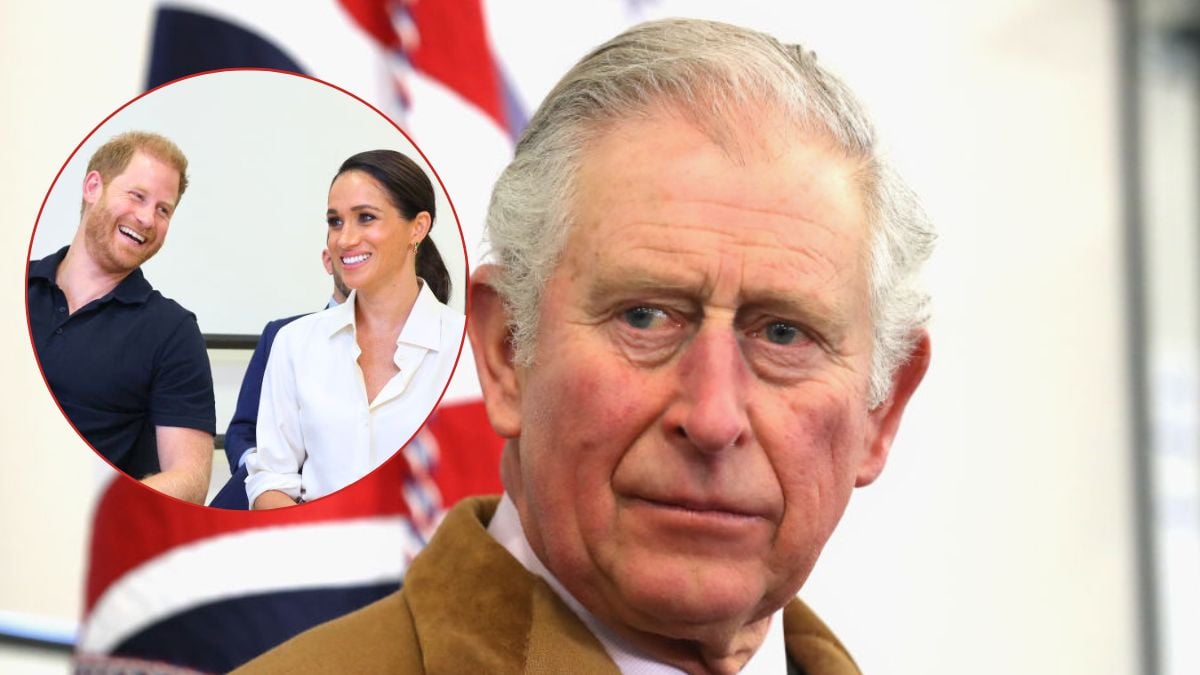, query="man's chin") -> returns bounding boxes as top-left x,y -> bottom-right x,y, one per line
598,555 -> 779,637
582,569 -> 784,670
113,250 -> 147,271
100,247 -> 153,275
115,237 -> 161,268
